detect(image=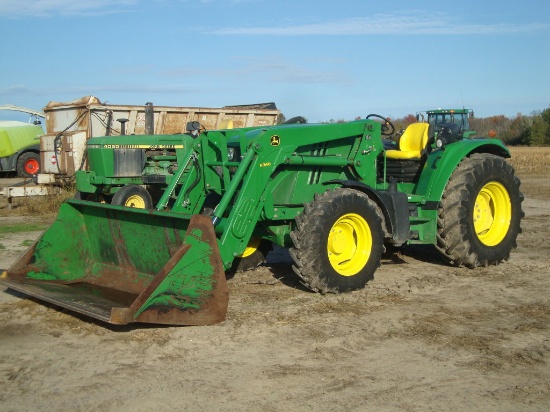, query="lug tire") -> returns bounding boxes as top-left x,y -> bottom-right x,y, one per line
231,239 -> 272,272
289,188 -> 385,294
112,185 -> 153,209
17,152 -> 40,178
436,153 -> 524,267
